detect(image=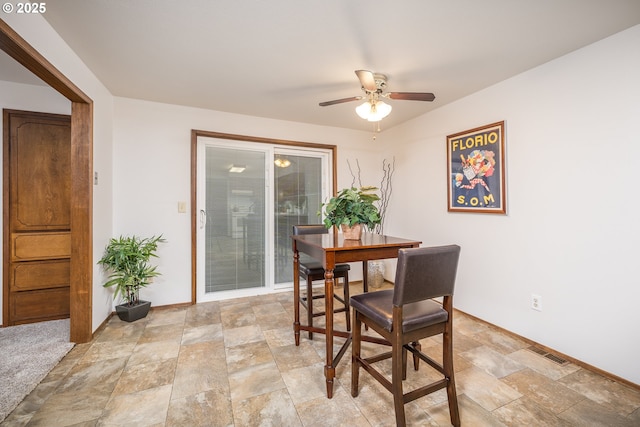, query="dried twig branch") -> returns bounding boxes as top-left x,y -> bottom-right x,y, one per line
374,157 -> 395,234
347,157 -> 394,234
347,158 -> 363,188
